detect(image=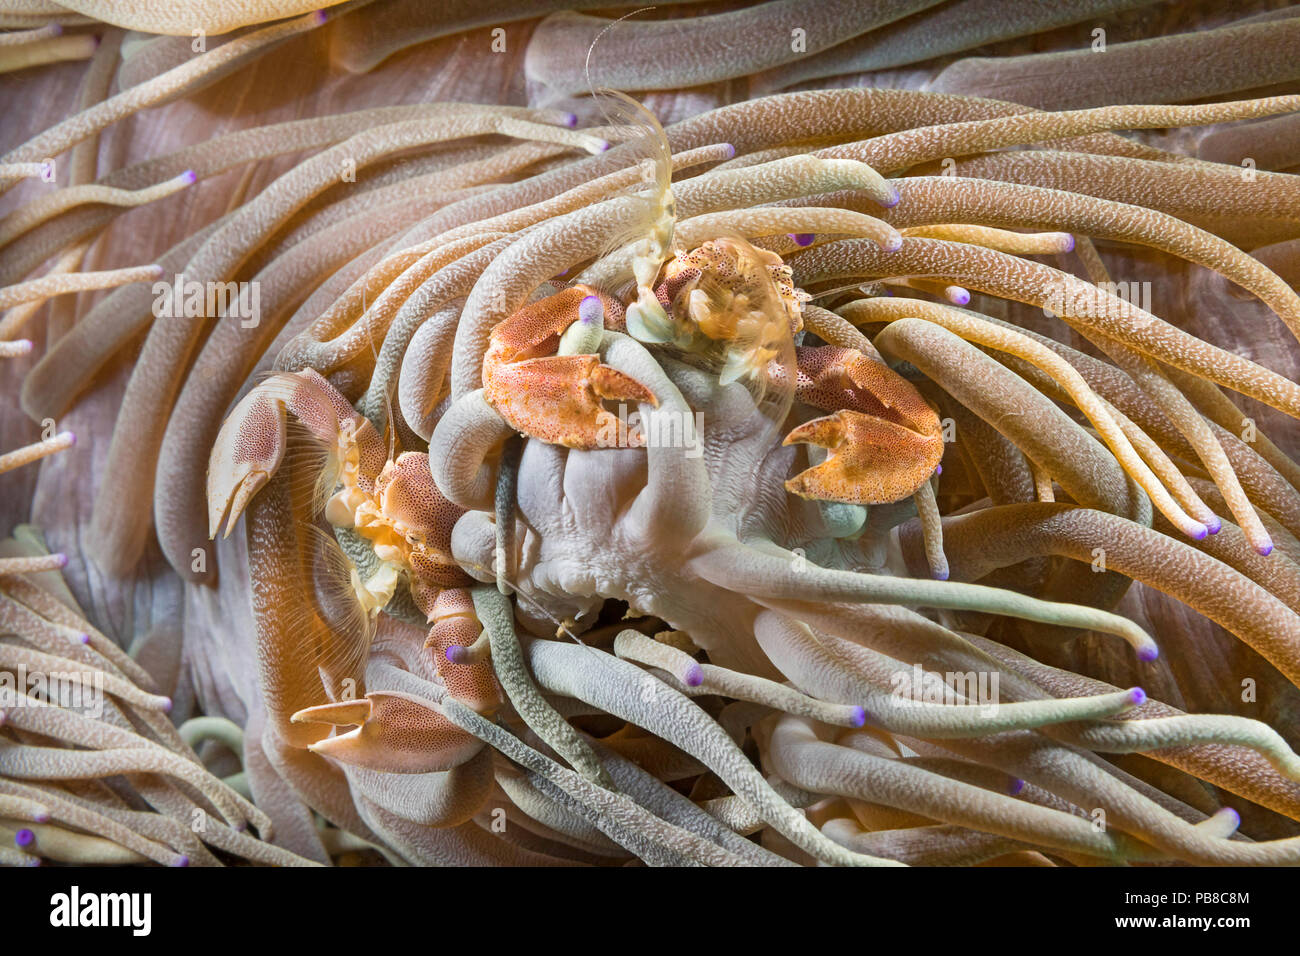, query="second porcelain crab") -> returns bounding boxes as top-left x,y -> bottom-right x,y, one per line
479,233 -> 945,508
